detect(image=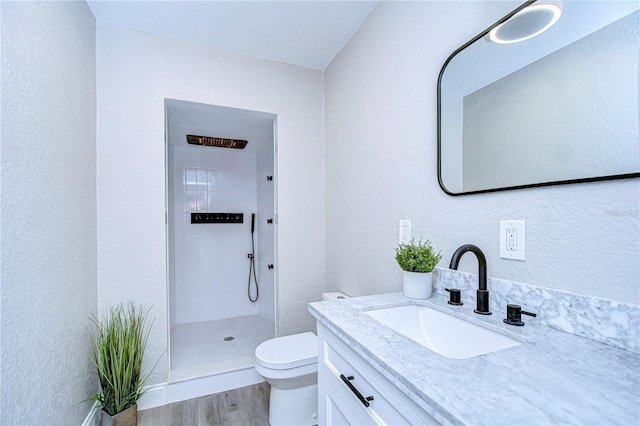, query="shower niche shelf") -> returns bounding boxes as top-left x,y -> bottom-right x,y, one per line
191,213 -> 244,224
